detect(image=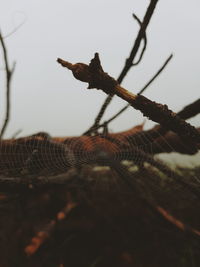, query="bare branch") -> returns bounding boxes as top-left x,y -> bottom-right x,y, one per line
85,54 -> 173,134
131,13 -> 147,67
83,96 -> 113,135
11,129 -> 22,139
85,0 -> 159,133
117,0 -> 159,83
3,16 -> 27,39
177,98 -> 200,120
0,29 -> 15,139
57,53 -> 200,147
116,98 -> 200,155
25,196 -> 77,256
138,54 -> 173,95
